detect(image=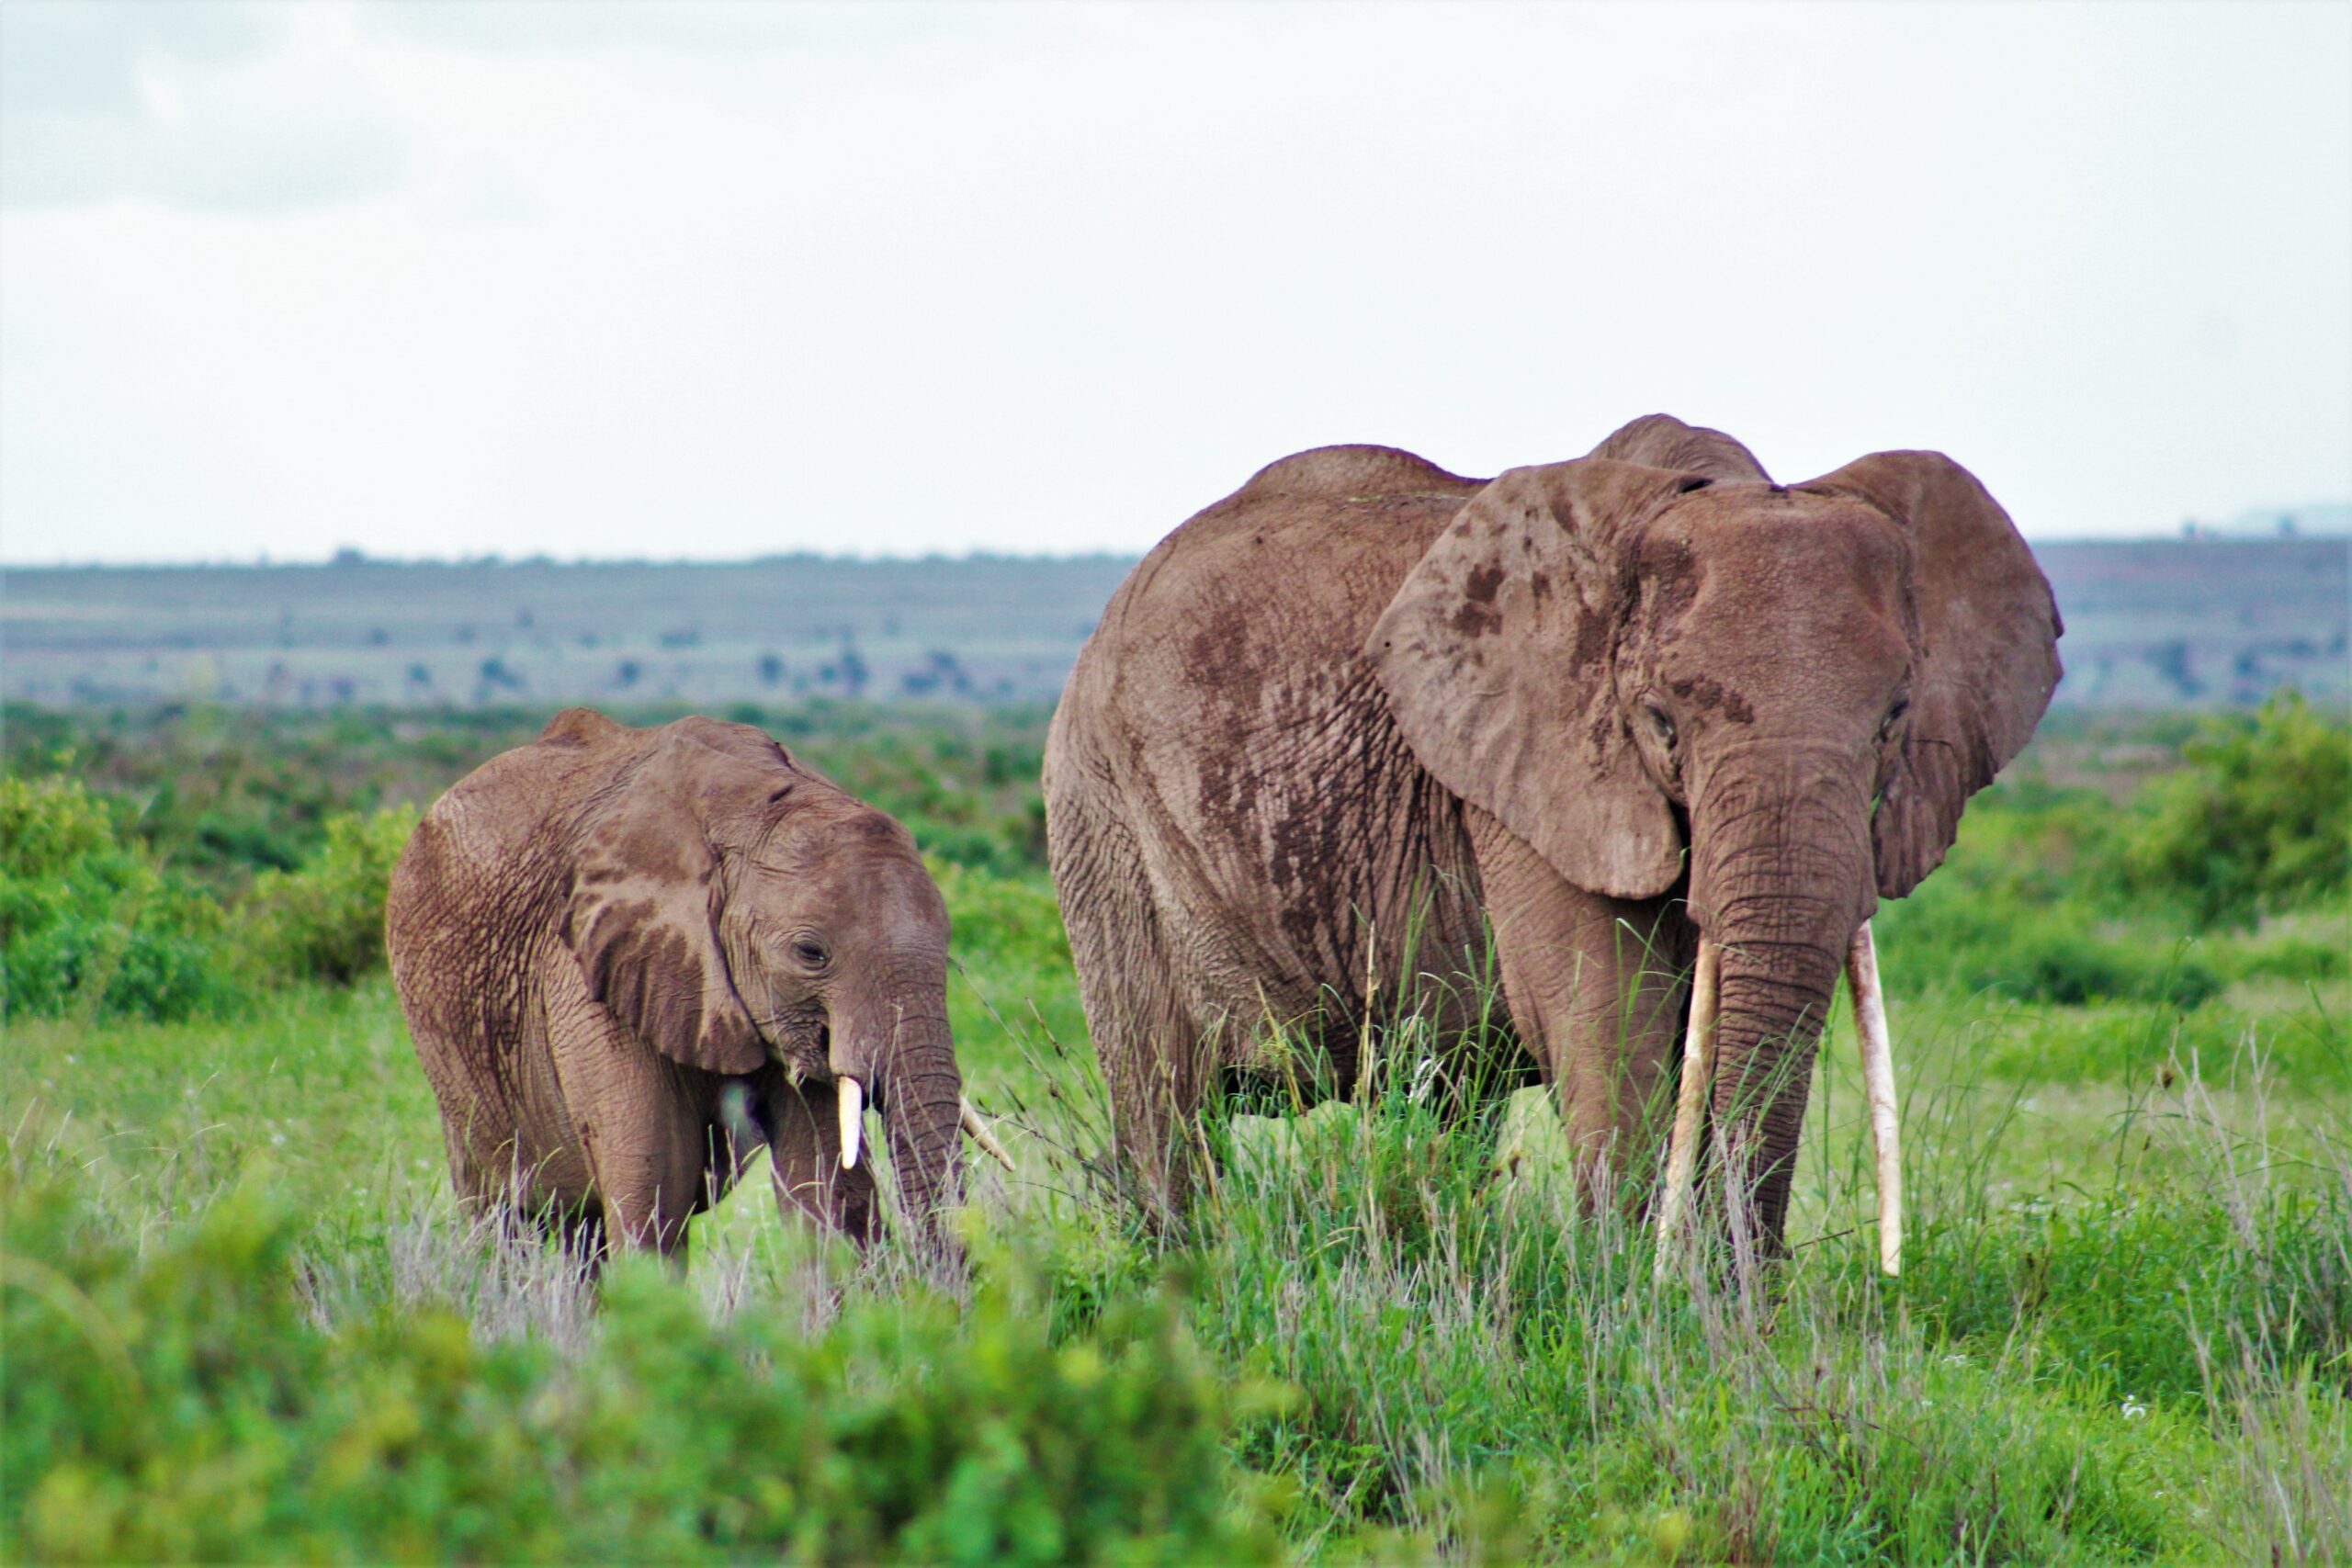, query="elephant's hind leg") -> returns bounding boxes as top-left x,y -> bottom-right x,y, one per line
1049,745 -> 1222,1224
1067,880 -> 1216,1227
